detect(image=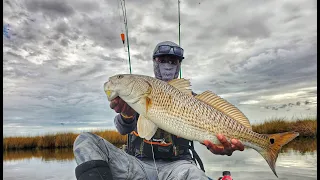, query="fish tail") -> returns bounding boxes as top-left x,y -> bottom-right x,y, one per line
258,132 -> 299,177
